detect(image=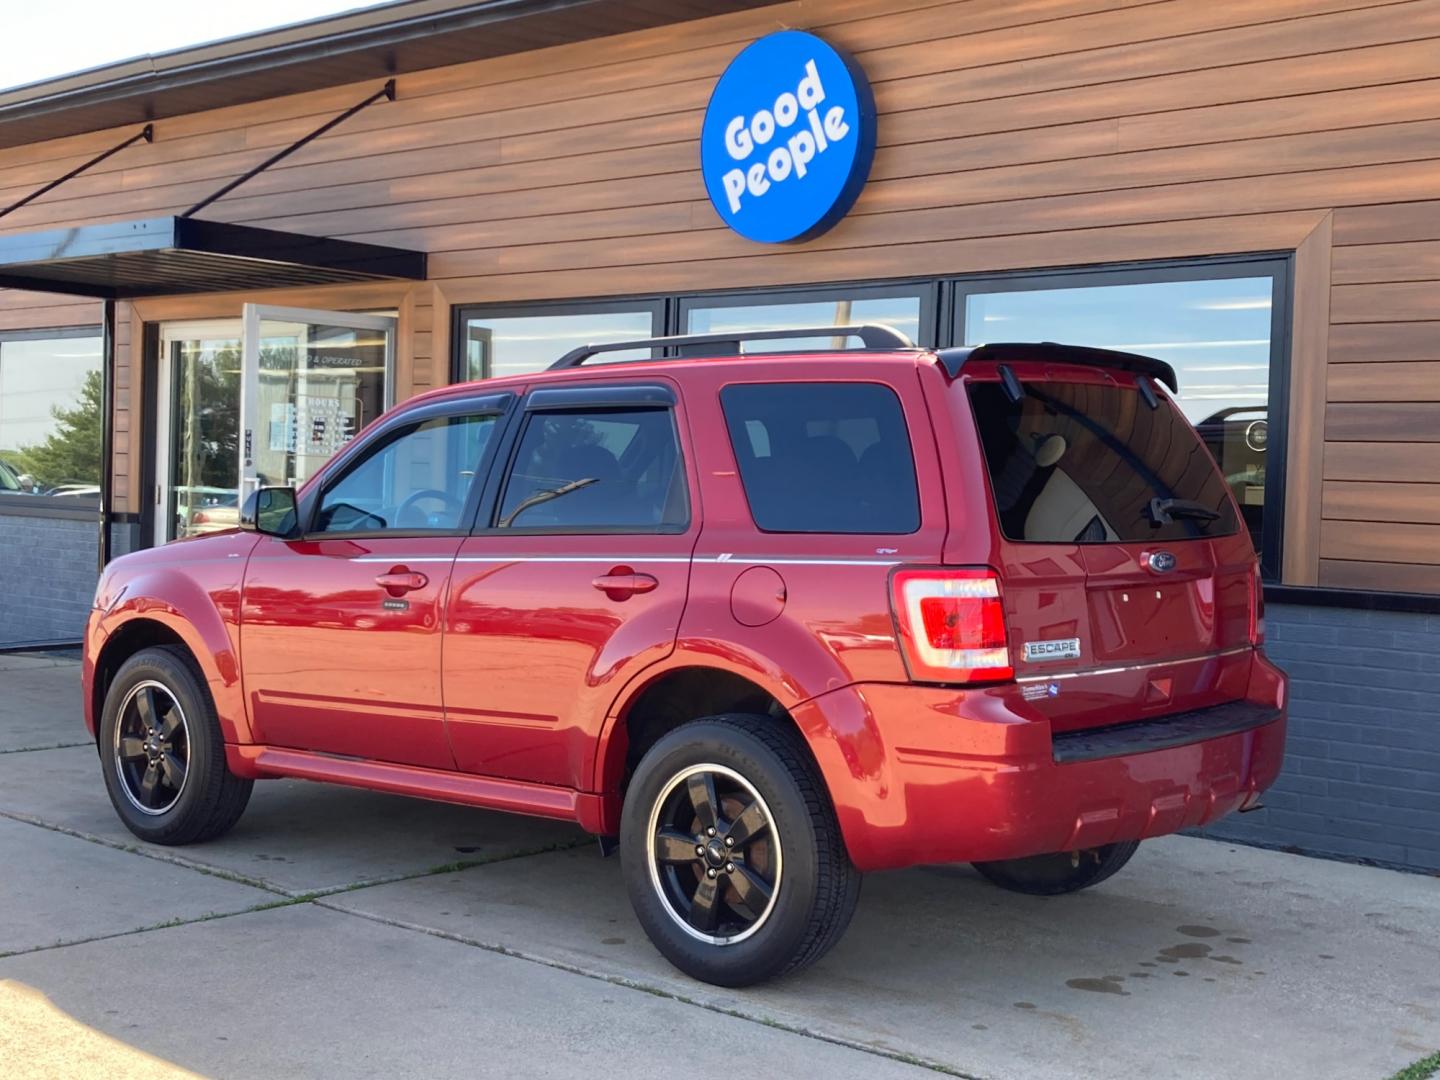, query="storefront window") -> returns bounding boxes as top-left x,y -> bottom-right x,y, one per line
0,331 -> 104,500
458,304 -> 663,380
957,267 -> 1282,562
684,291 -> 926,349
